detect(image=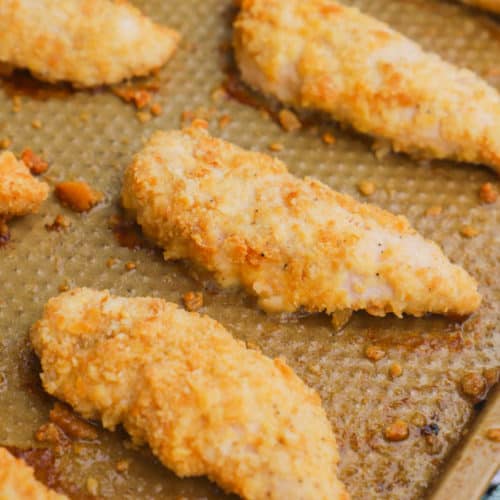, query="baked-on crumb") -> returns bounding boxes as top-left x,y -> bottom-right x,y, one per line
55,181 -> 102,213
365,345 -> 386,362
0,151 -> 49,218
389,362 -> 403,378
460,225 -> 479,238
234,0 -> 500,174
20,148 -> 49,175
357,180 -> 376,196
384,420 -> 410,442
122,123 -> 481,319
485,428 -> 500,442
460,372 -> 487,400
136,111 -> 151,123
479,182 -> 498,204
45,214 -> 71,232
115,460 -> 130,473
86,477 -> 99,496
150,103 -> 163,117
278,109 -> 301,132
31,119 -> 42,129
0,137 -> 12,149
124,261 -> 136,271
112,87 -> 151,109
322,132 -> 336,145
49,402 -> 98,441
31,288 -> 349,500
183,291 -> 203,311
0,447 -> 67,499
218,114 -> 232,129
268,142 -> 284,151
425,205 -> 443,217
0,0 -> 180,87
